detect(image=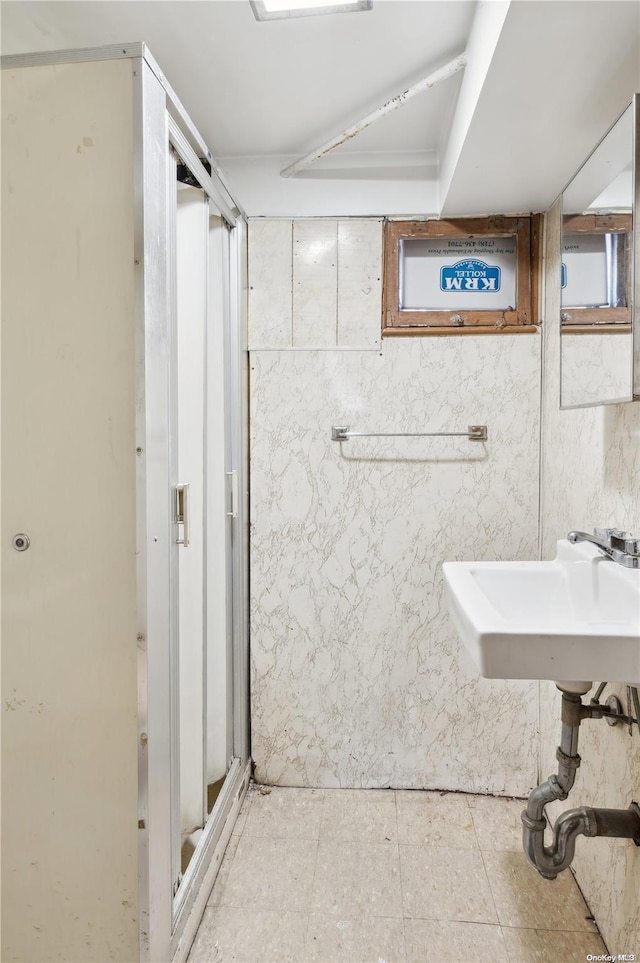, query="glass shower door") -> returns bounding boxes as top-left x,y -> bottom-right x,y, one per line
174,180 -> 208,886
169,153 -> 242,920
